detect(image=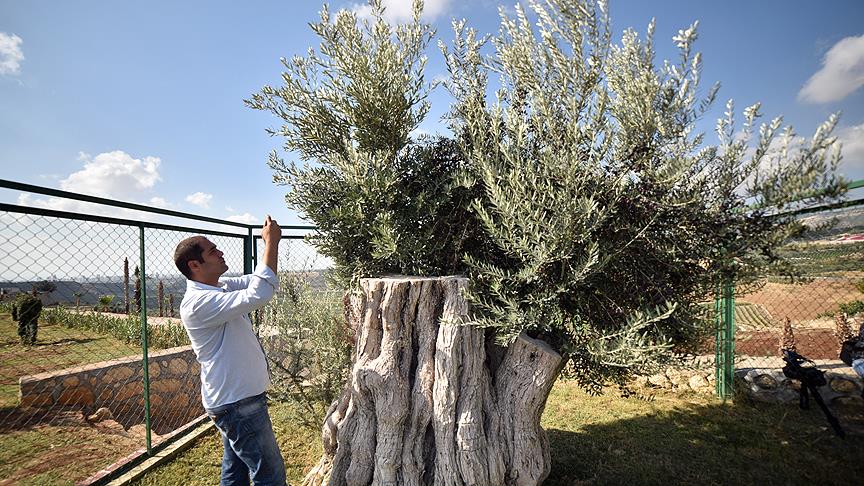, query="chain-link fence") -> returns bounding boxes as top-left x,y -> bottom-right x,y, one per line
718,190 -> 864,400
0,180 -> 325,484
